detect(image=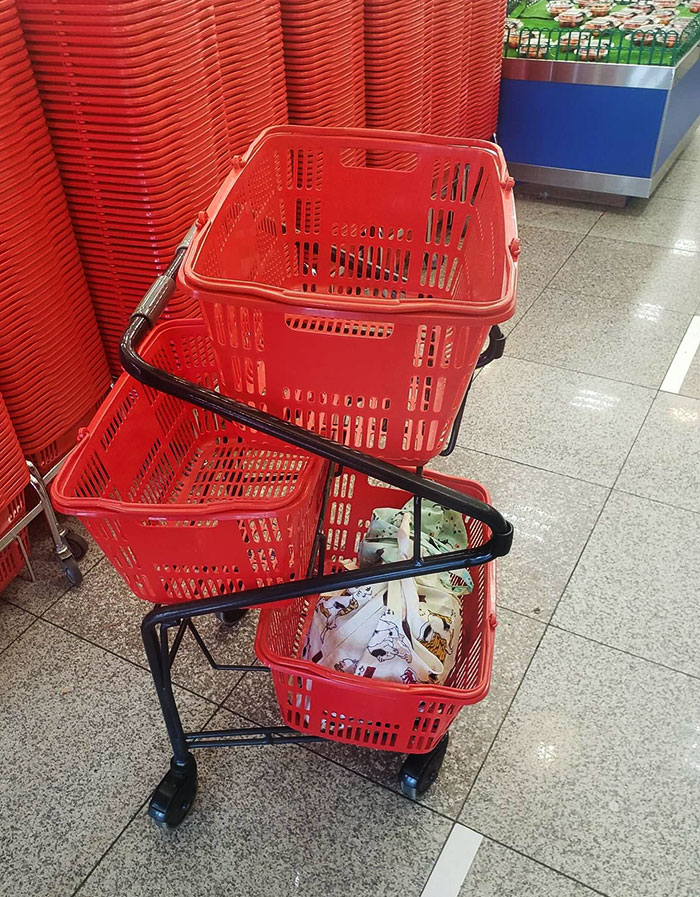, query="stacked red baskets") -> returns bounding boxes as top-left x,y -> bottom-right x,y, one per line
213,0 -> 287,156
14,0 -> 254,375
0,393 -> 30,591
363,0 -> 429,168
0,0 -> 110,472
363,0 -> 507,141
280,0 -> 365,129
428,0 -> 469,137
464,0 -> 509,139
